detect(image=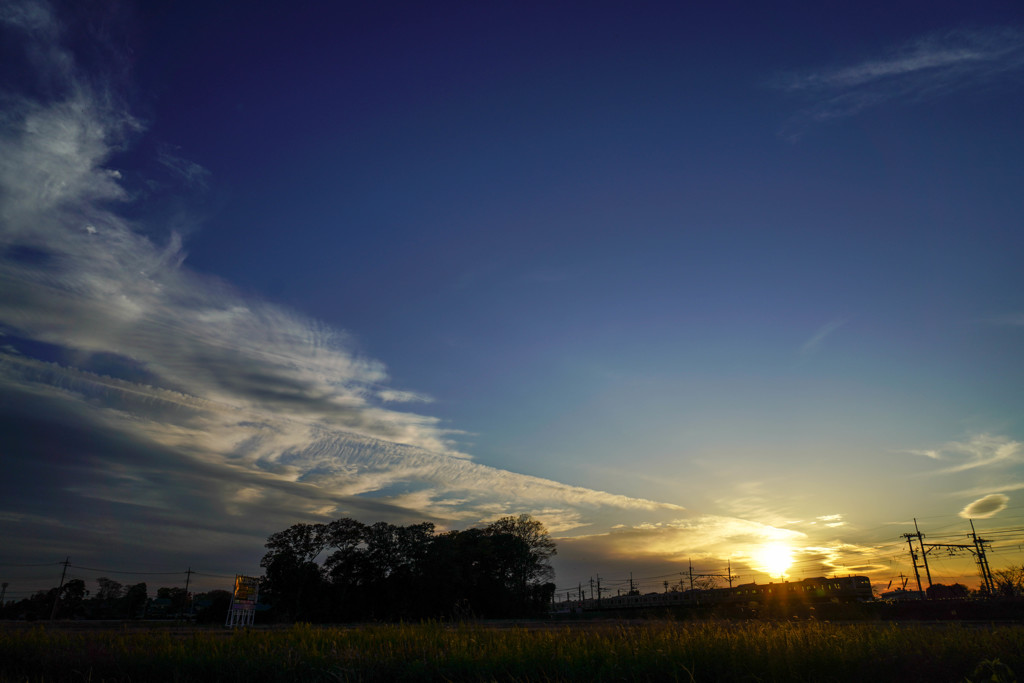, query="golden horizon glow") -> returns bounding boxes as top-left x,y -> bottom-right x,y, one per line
752,543 -> 794,579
